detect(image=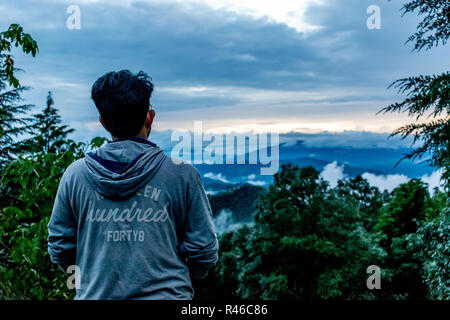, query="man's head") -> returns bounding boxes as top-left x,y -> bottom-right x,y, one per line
92,70 -> 155,139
